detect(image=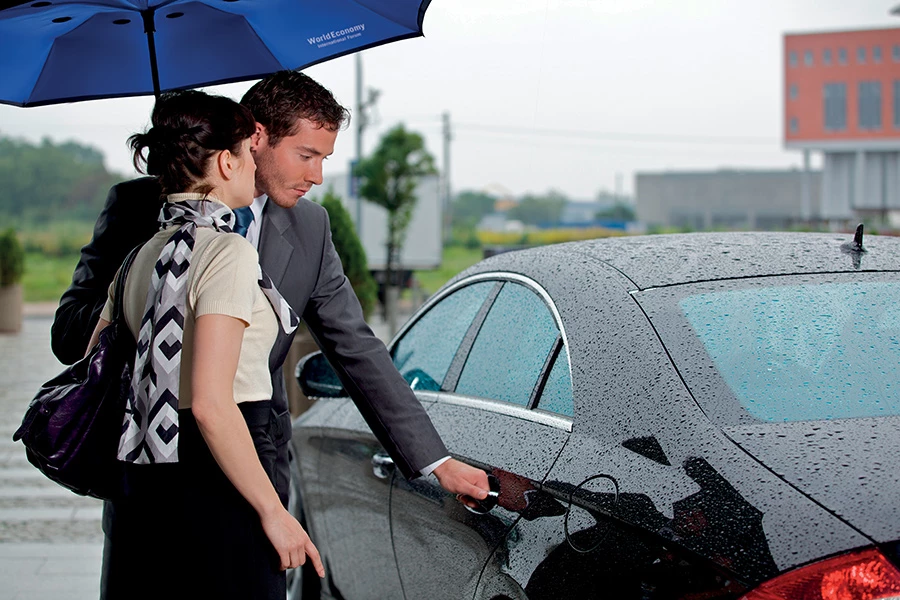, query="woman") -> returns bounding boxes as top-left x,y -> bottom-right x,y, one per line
87,90 -> 323,599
